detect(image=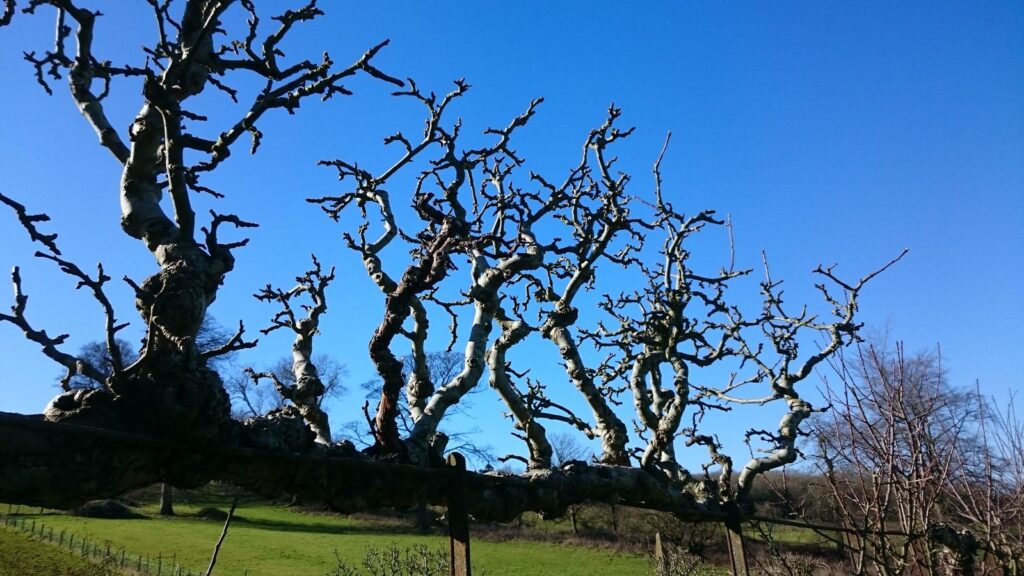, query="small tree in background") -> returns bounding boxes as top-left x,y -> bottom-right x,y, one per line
346,351 -> 492,466
66,317 -> 234,390
549,432 -> 588,534
767,339 -> 1024,574
227,354 -> 347,420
